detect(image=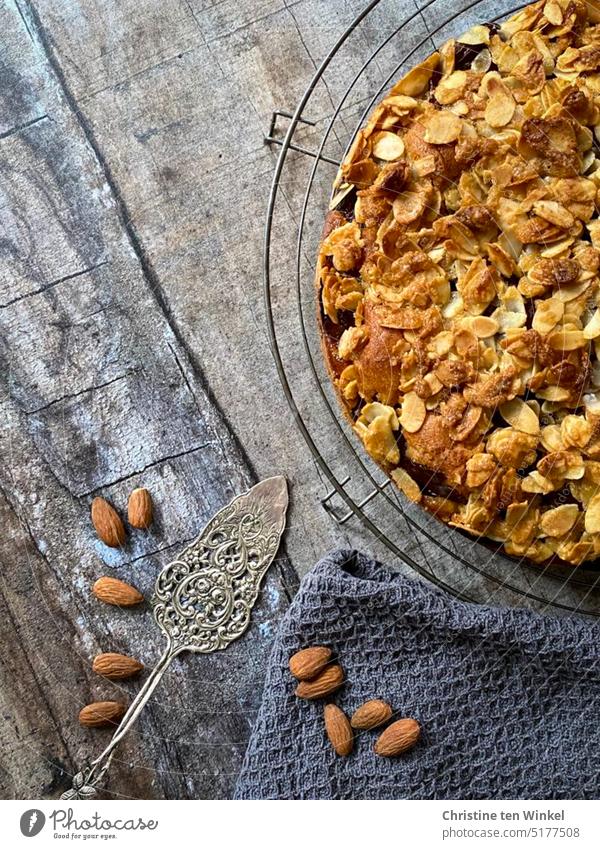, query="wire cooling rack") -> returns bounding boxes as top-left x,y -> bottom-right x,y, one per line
264,0 -> 600,616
